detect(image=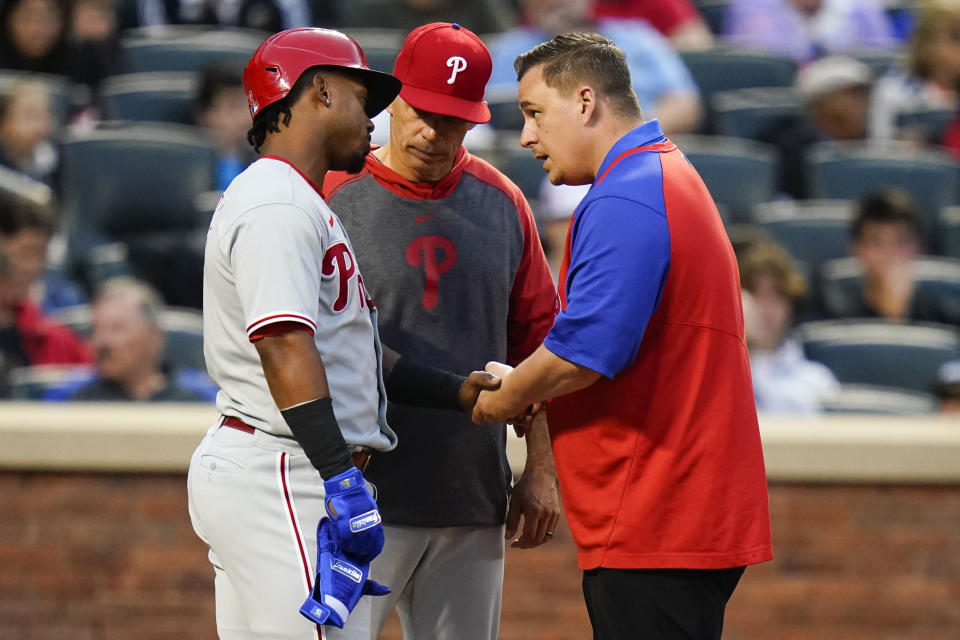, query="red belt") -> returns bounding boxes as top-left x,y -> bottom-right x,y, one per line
220,416 -> 372,472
